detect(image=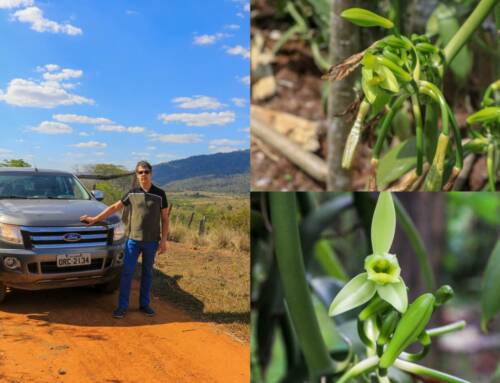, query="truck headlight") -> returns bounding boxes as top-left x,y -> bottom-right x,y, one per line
112,222 -> 126,241
0,223 -> 23,245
